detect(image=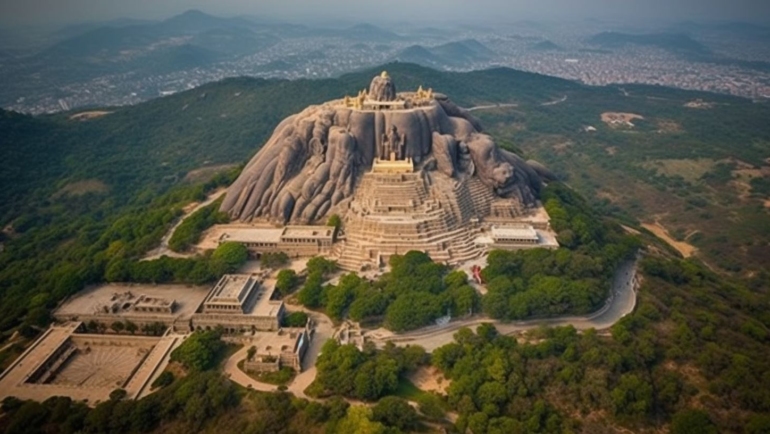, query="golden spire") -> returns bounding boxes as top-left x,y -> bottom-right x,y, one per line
380,71 -> 389,79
